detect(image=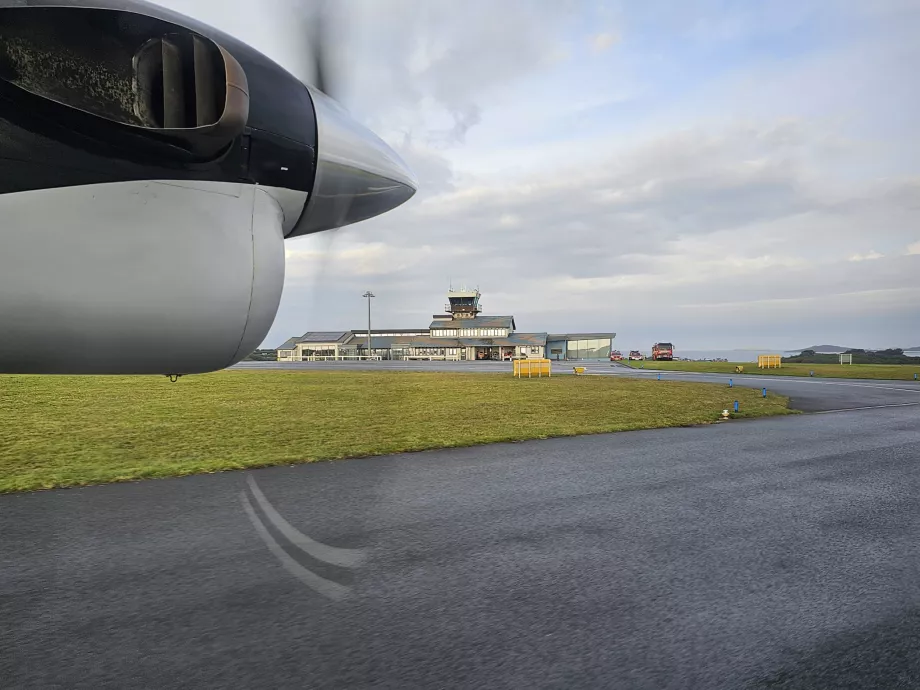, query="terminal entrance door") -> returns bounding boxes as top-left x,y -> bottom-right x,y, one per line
475,347 -> 500,360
